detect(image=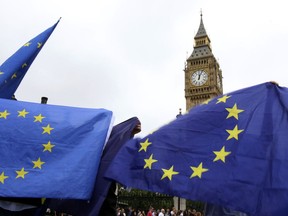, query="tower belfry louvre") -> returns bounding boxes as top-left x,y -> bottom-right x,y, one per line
184,13 -> 223,111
